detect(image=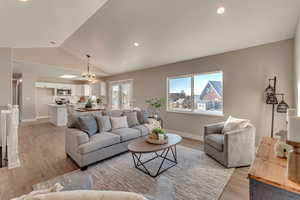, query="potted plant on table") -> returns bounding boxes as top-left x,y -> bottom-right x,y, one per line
85,98 -> 93,109
149,128 -> 167,141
